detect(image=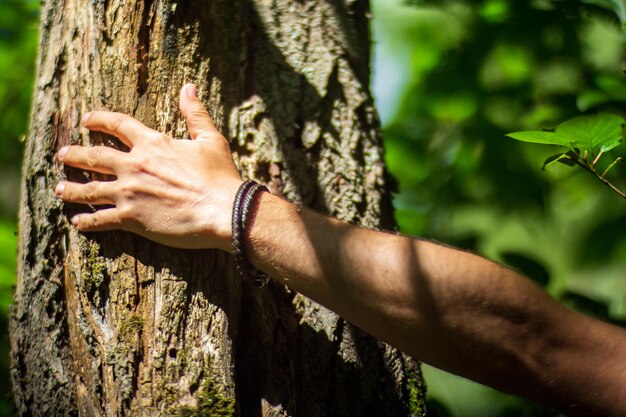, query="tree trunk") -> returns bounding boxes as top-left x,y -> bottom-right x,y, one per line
10,0 -> 426,416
